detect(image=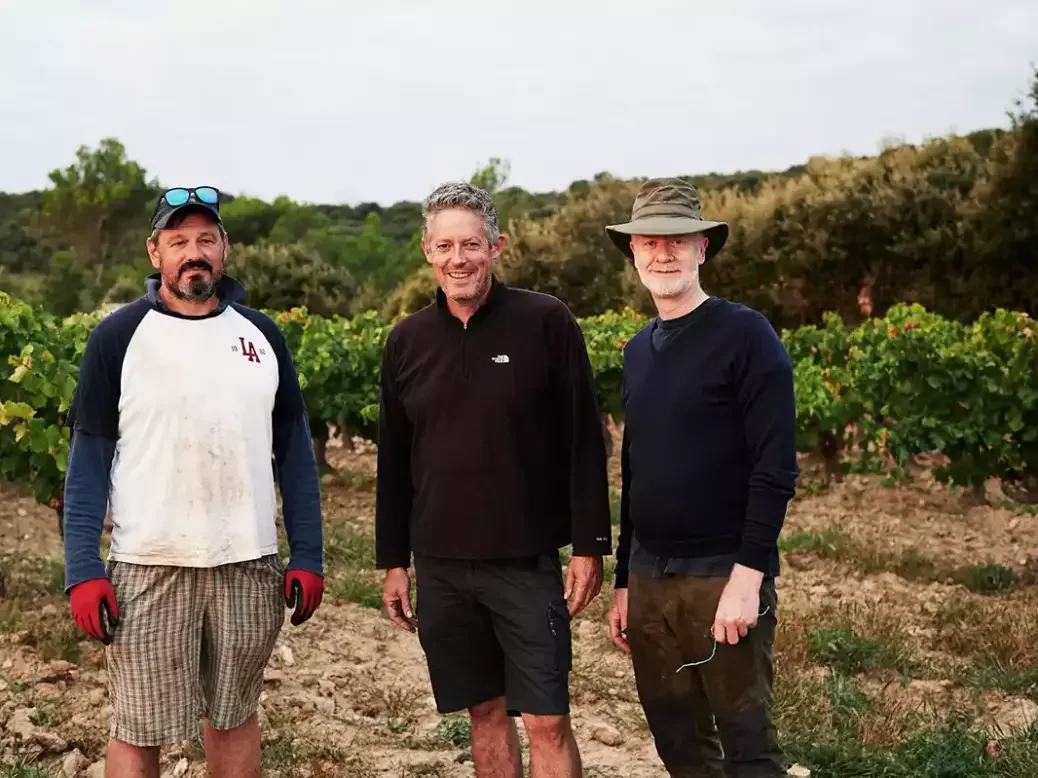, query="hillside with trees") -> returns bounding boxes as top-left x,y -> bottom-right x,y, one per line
1,68 -> 1035,330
